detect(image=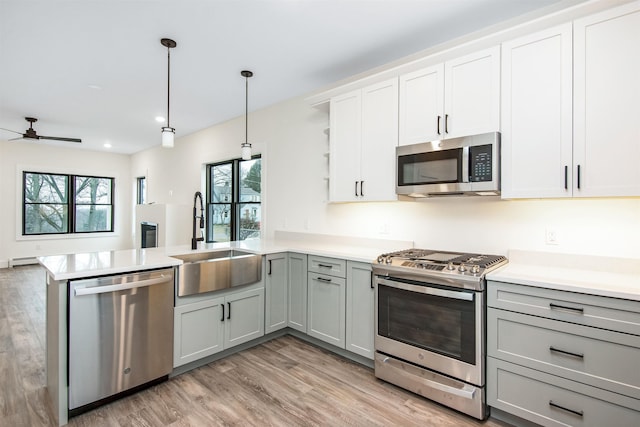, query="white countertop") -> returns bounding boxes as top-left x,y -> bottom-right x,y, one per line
39,232 -> 413,281
487,250 -> 640,301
